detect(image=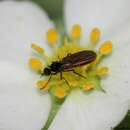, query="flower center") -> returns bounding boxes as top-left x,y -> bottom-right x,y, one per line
28,24 -> 113,99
